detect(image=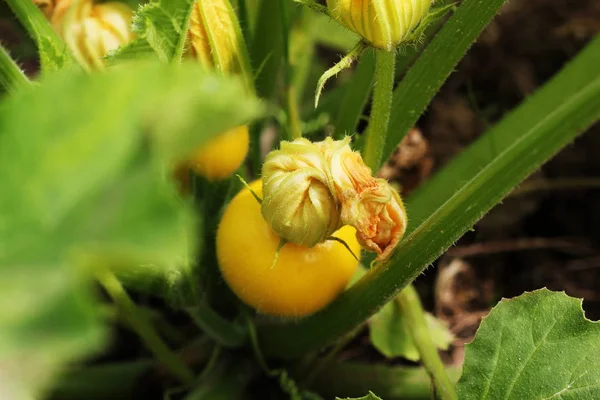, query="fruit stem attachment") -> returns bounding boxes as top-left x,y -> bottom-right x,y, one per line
0,45 -> 31,93
96,268 -> 195,384
396,284 -> 457,400
362,49 -> 396,172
